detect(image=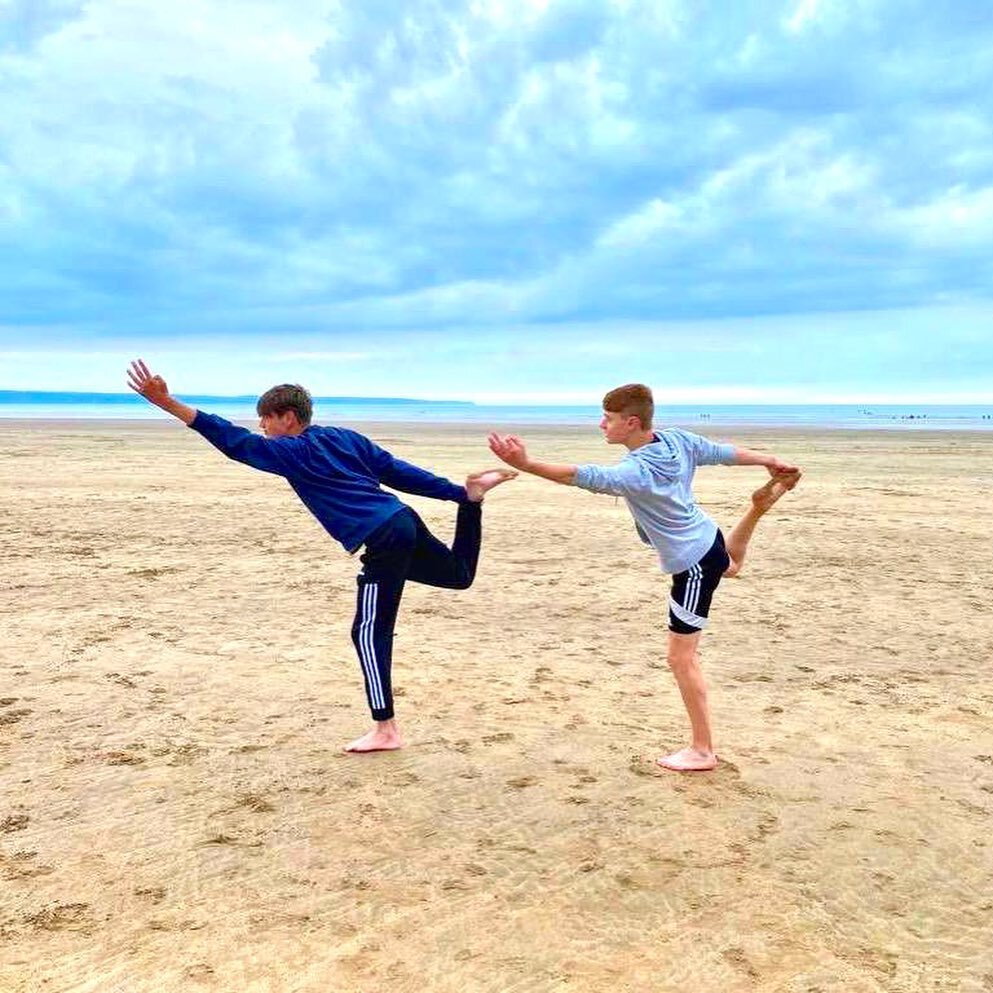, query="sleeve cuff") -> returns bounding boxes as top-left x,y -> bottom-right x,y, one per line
573,465 -> 593,490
